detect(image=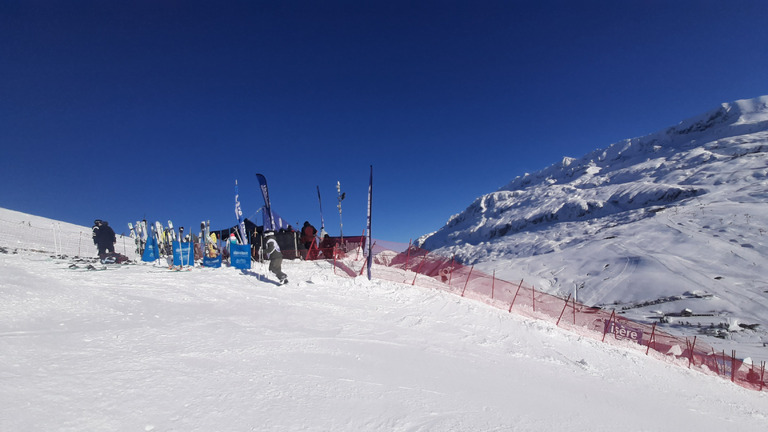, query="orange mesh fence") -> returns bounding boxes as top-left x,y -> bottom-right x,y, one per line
325,242 -> 766,392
